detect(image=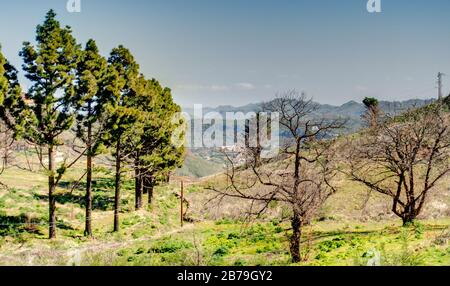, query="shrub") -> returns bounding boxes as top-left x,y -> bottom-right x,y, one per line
317,237 -> 346,253
213,246 -> 229,257
135,247 -> 146,255
227,232 -> 241,240
149,240 -> 192,254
